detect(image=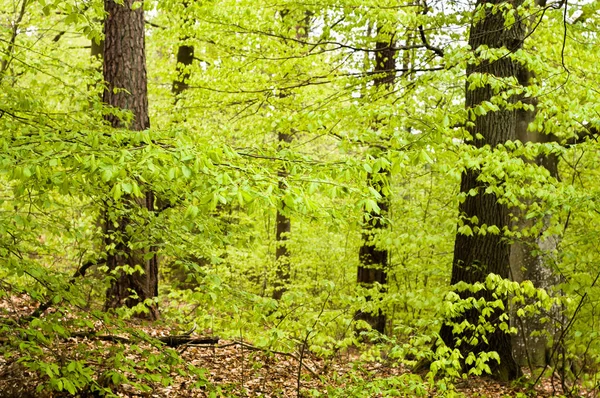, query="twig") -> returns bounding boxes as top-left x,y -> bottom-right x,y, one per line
298,292 -> 331,396
24,259 -> 106,321
534,268 -> 600,387
215,340 -> 319,377
0,0 -> 29,82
